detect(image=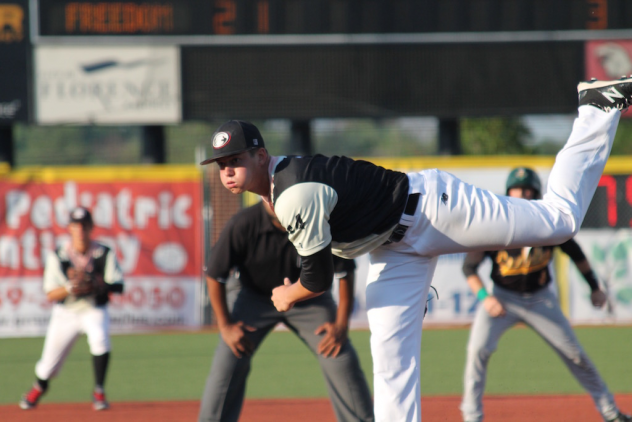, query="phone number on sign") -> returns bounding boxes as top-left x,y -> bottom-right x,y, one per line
109,285 -> 186,310
0,284 -> 188,310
